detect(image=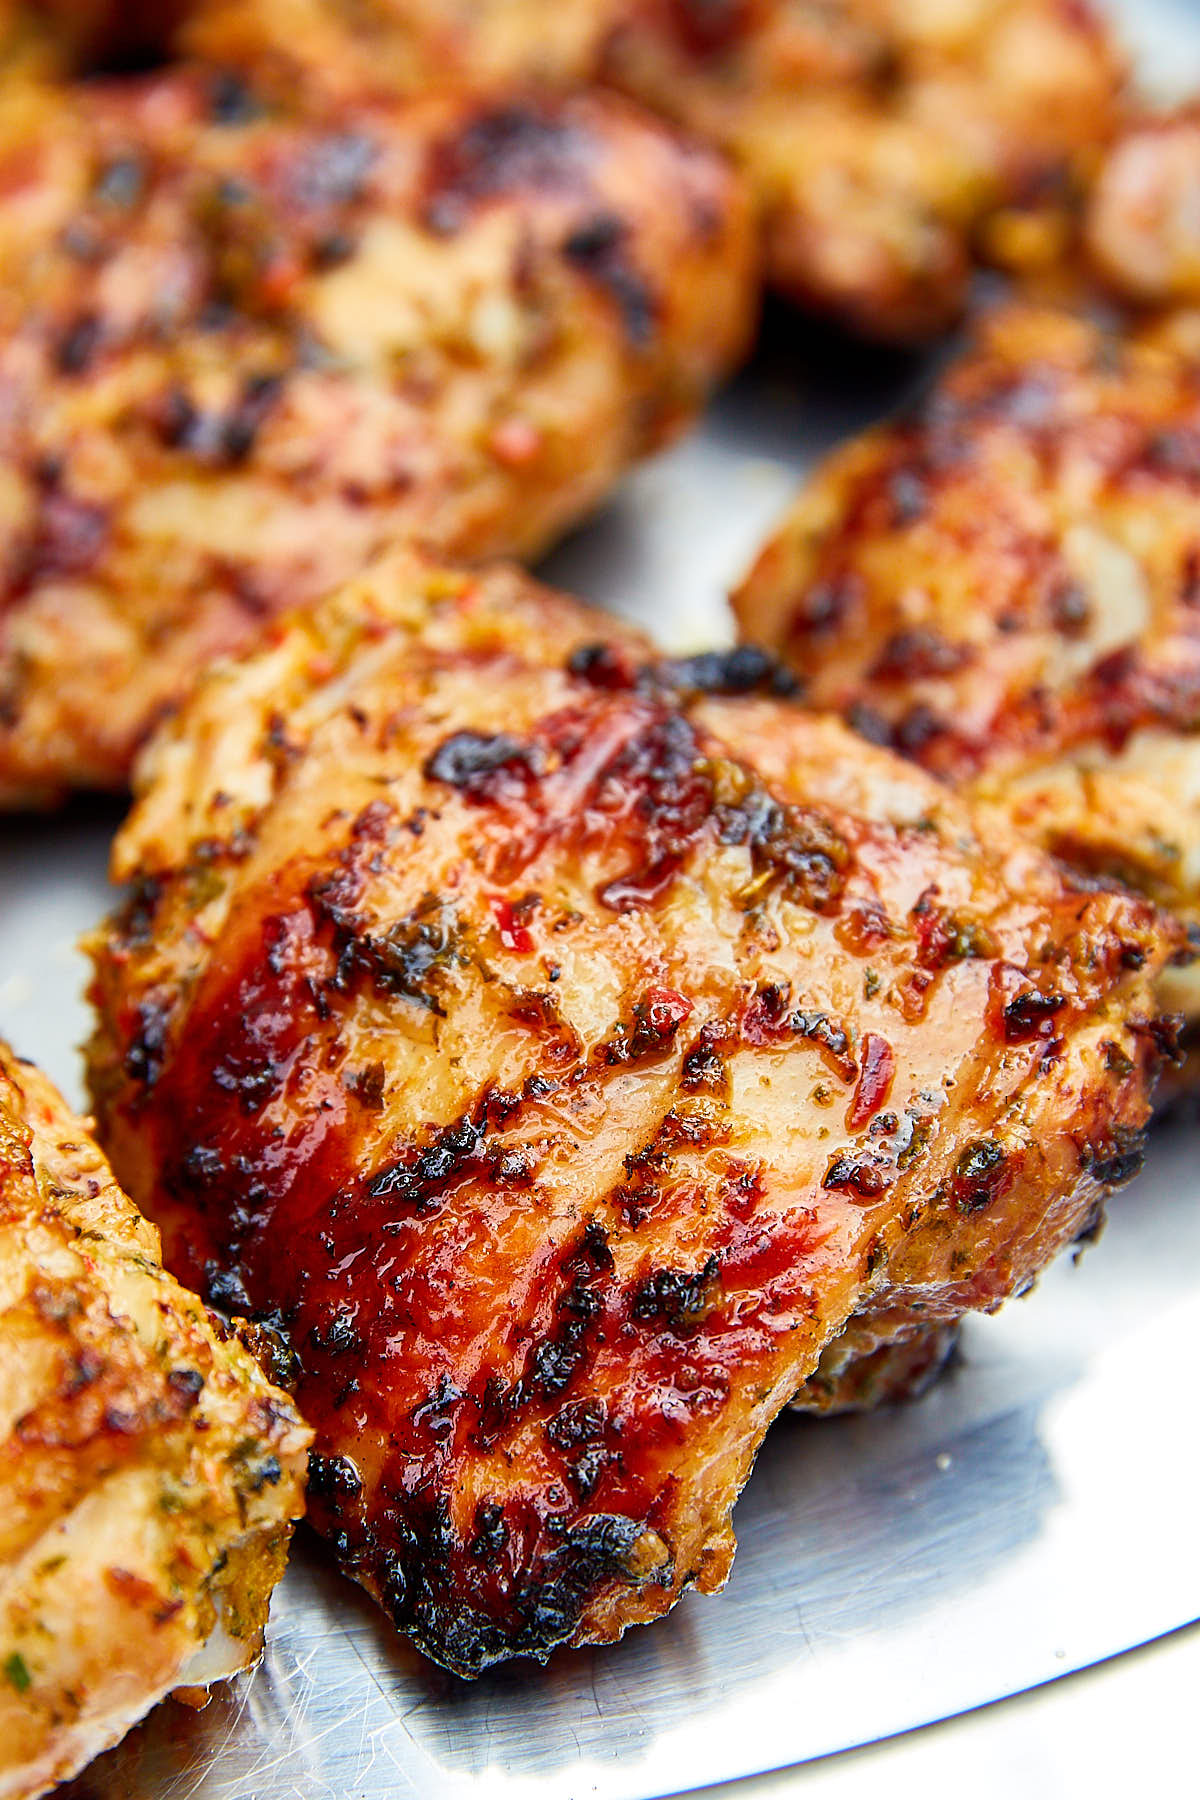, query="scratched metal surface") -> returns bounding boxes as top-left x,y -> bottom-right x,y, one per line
4,3 -> 1200,1790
